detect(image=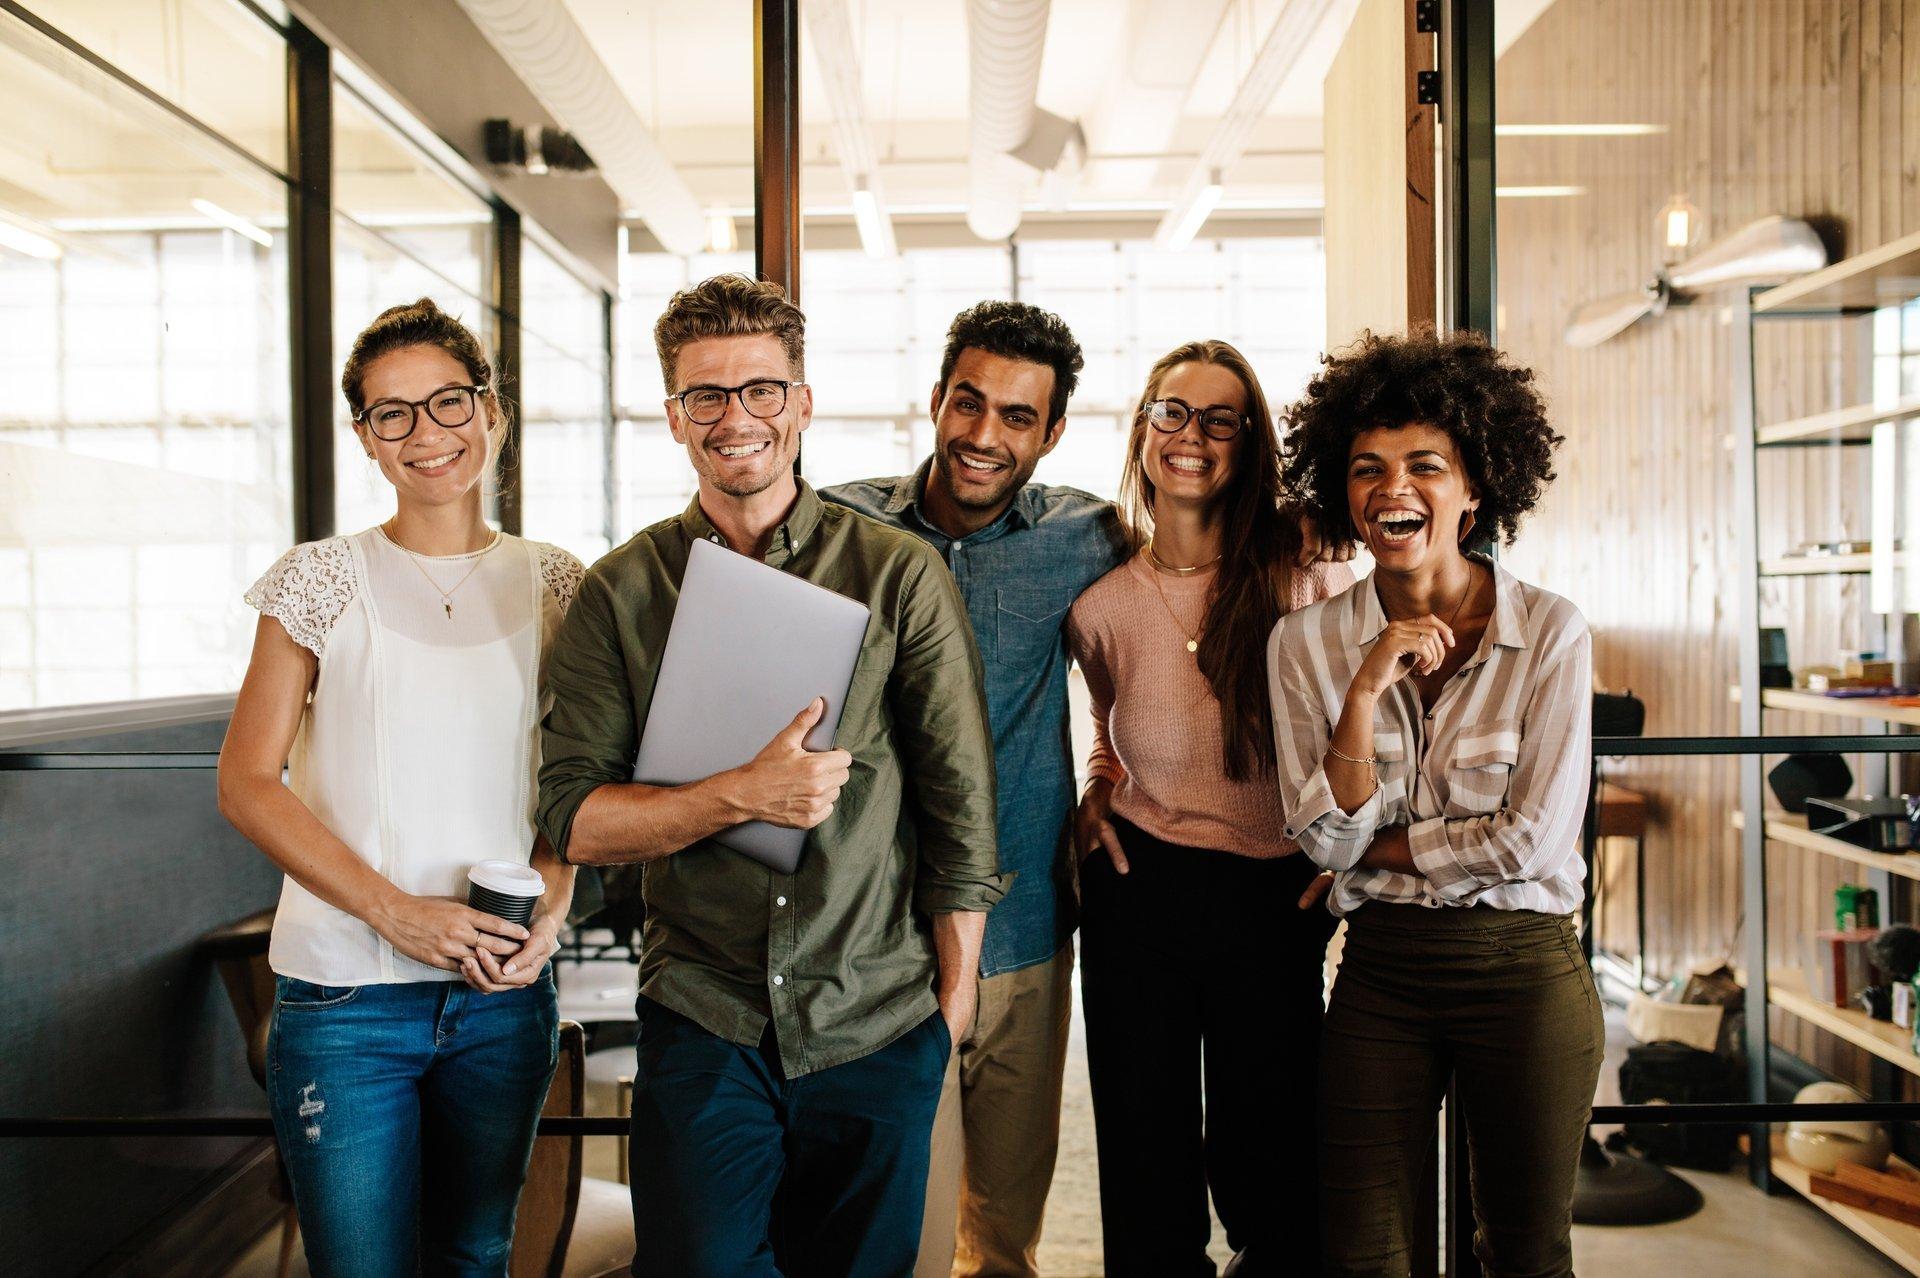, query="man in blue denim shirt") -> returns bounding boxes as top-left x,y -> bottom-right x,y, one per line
824,301 -> 1125,1278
